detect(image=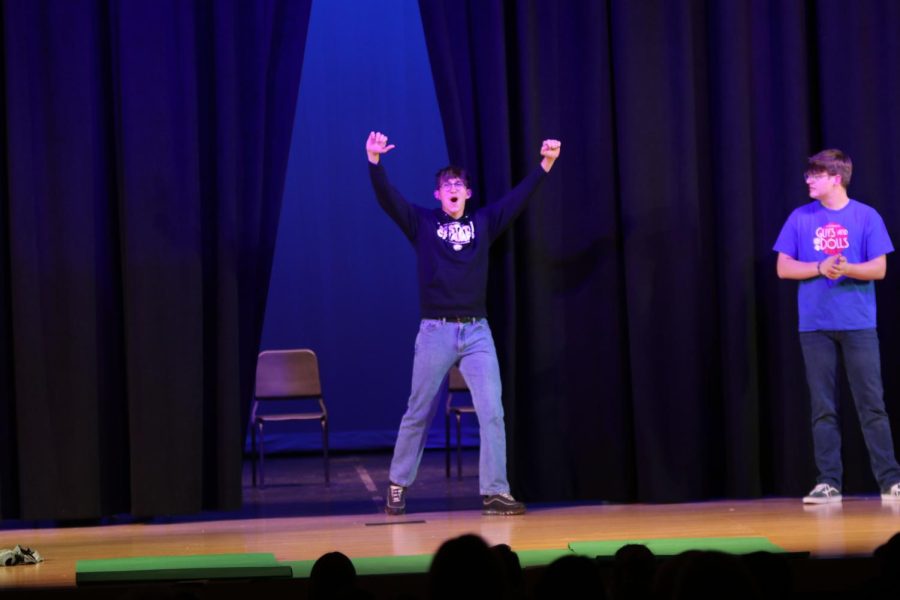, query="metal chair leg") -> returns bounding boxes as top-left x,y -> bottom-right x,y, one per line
445,411 -> 452,477
322,418 -> 329,484
258,421 -> 266,488
251,419 -> 258,486
456,412 -> 463,479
